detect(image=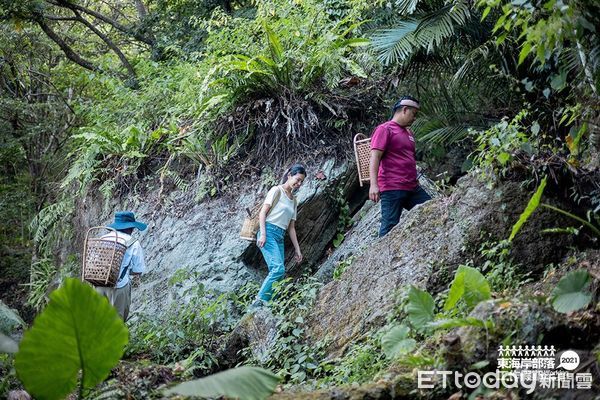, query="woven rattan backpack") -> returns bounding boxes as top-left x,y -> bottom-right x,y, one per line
240,186 -> 300,241
82,227 -> 135,287
353,133 -> 371,187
